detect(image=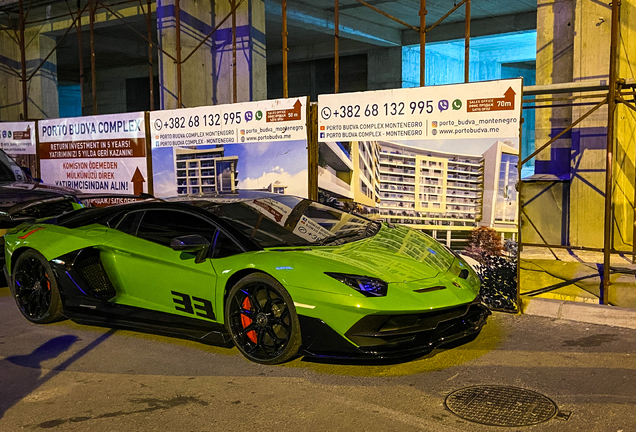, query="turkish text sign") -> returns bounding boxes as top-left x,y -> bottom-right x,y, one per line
318,79 -> 522,143
0,122 -> 36,155
38,112 -> 148,194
